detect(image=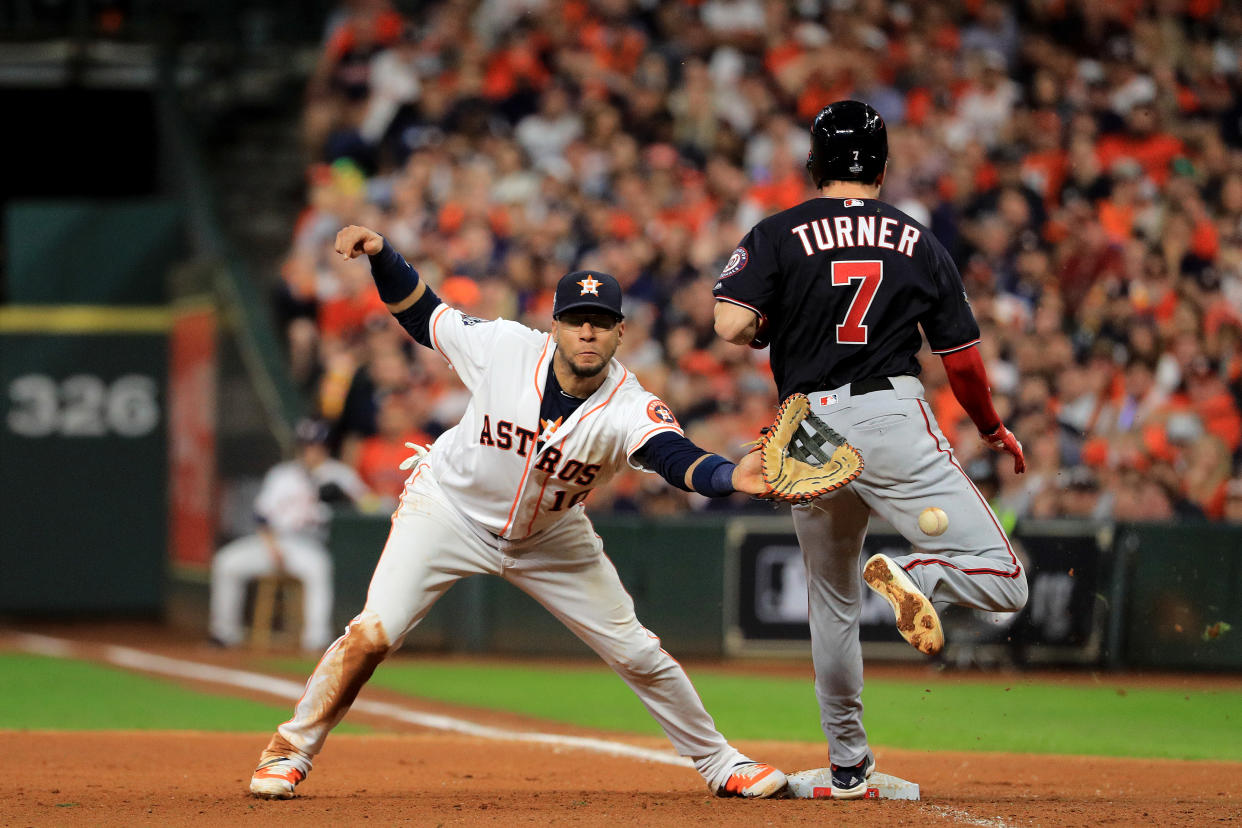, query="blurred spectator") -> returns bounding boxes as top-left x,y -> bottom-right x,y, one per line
327,336 -> 416,450
516,82 -> 583,167
347,392 -> 434,508
1060,467 -> 1110,520
951,49 -> 1020,150
305,0 -> 407,160
1224,478 -> 1242,521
